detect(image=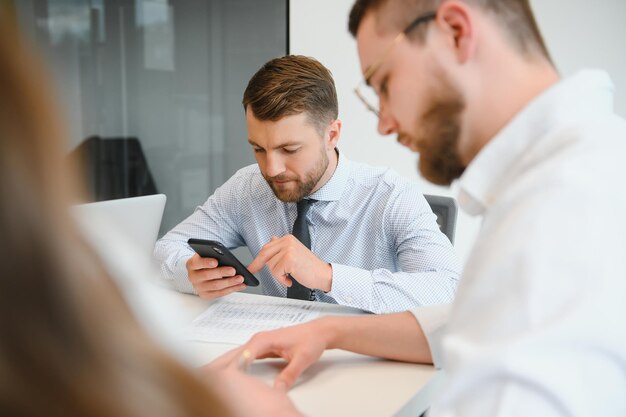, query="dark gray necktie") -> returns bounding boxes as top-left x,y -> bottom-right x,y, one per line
287,199 -> 315,300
